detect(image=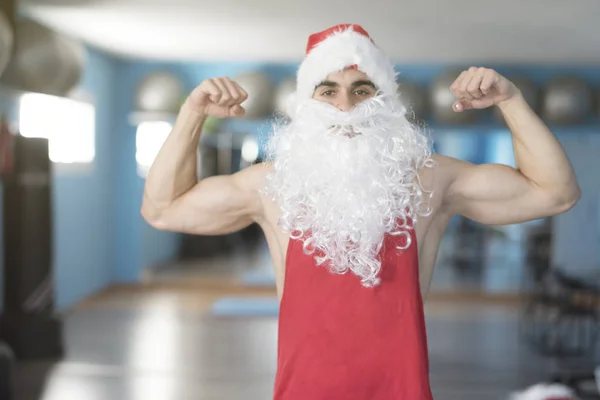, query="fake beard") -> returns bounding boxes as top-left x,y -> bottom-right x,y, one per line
263,94 -> 435,287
